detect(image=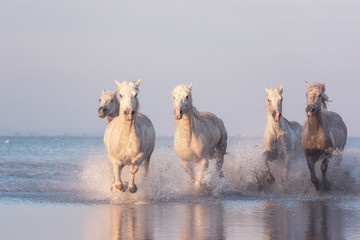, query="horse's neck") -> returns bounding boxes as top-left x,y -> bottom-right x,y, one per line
267,114 -> 283,132
118,113 -> 136,135
106,105 -> 119,124
307,113 -> 324,133
106,116 -> 115,124
178,111 -> 196,140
